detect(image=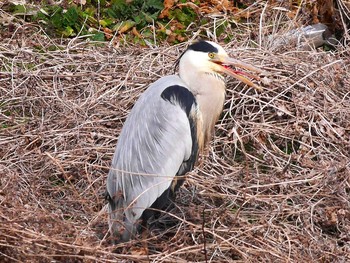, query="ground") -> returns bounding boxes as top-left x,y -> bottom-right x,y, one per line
1,2 -> 350,262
